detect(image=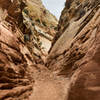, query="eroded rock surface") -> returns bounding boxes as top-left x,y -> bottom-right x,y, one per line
0,0 -> 58,100
0,0 -> 100,100
22,0 -> 58,59
51,0 -> 100,49
0,22 -> 34,100
47,0 -> 100,75
47,0 -> 100,100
